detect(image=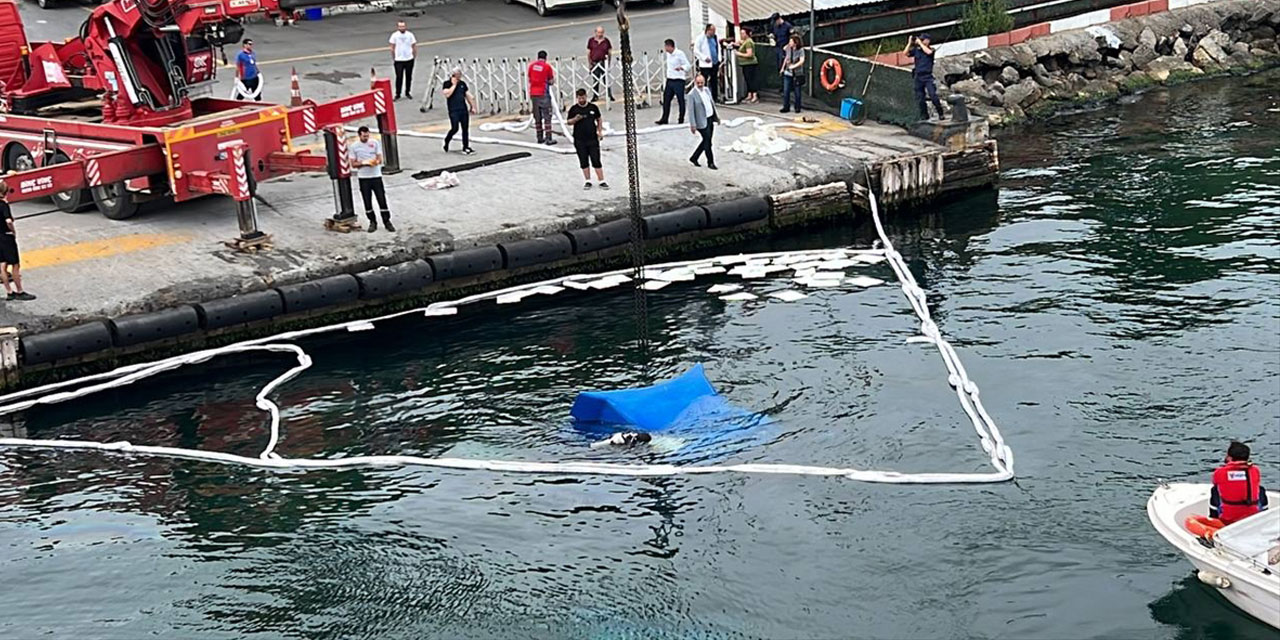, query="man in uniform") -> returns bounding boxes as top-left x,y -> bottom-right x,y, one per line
905,33 -> 945,121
